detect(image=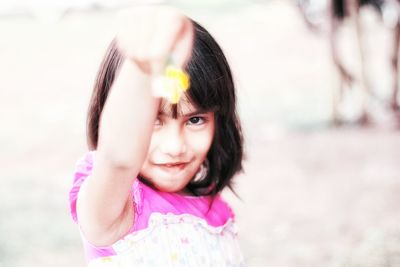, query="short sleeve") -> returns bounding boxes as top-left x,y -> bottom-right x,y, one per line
69,151 -> 95,223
